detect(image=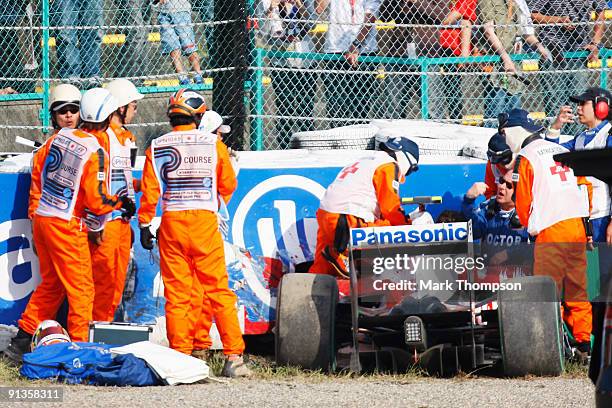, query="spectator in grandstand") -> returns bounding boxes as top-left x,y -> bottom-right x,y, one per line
529,0 -> 607,123
316,0 -> 382,126
156,0 -> 204,85
309,137 -> 419,277
480,0 -> 552,120
507,108 -> 594,362
462,171 -> 530,269
379,0 -> 439,119
429,0 -> 477,121
113,0 -> 151,81
545,87 -> 612,292
53,0 -> 104,85
0,1 -> 38,93
258,0 -> 317,148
